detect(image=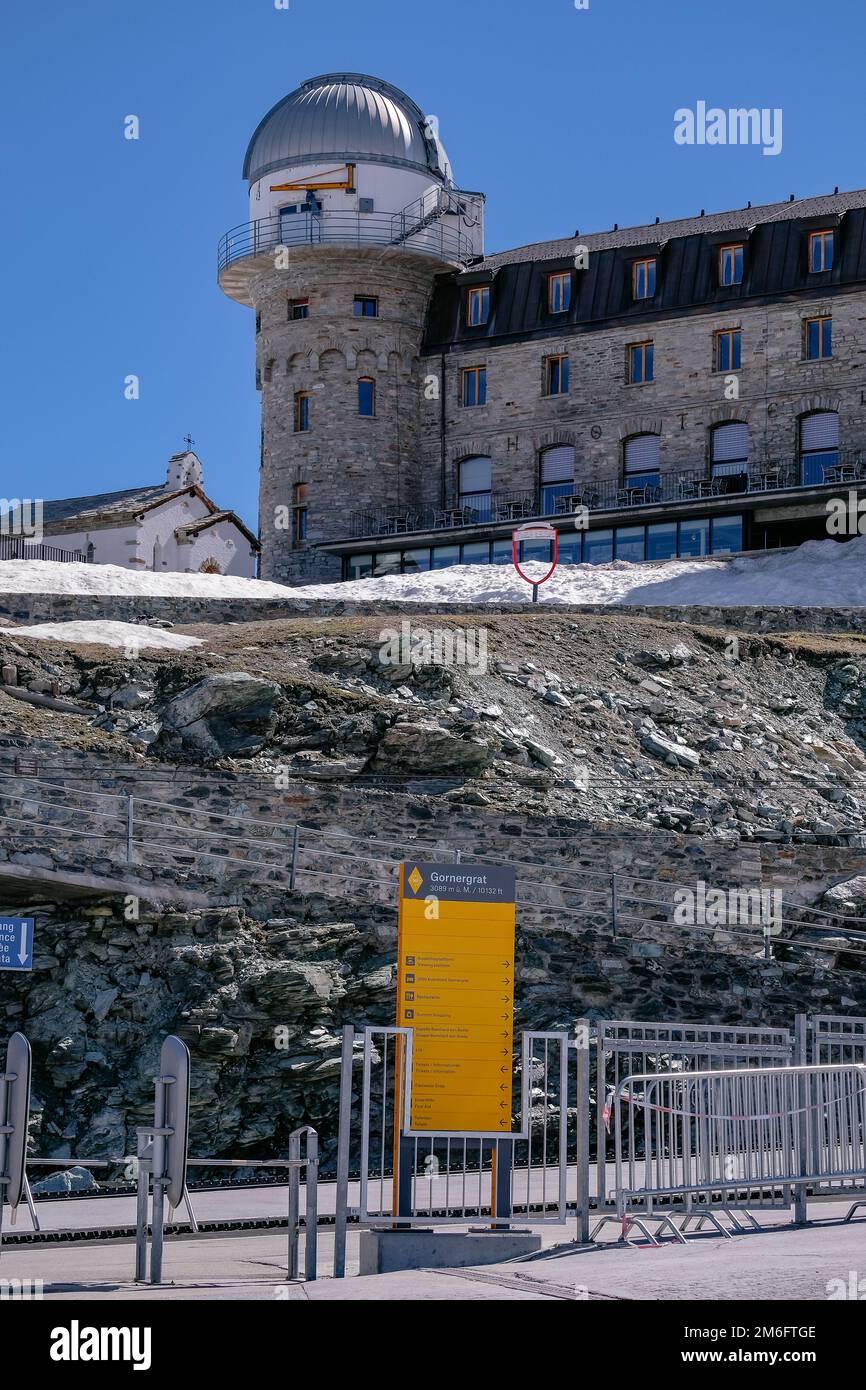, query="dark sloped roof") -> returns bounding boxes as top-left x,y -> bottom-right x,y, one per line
479,189 -> 866,269
41,484 -> 168,527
